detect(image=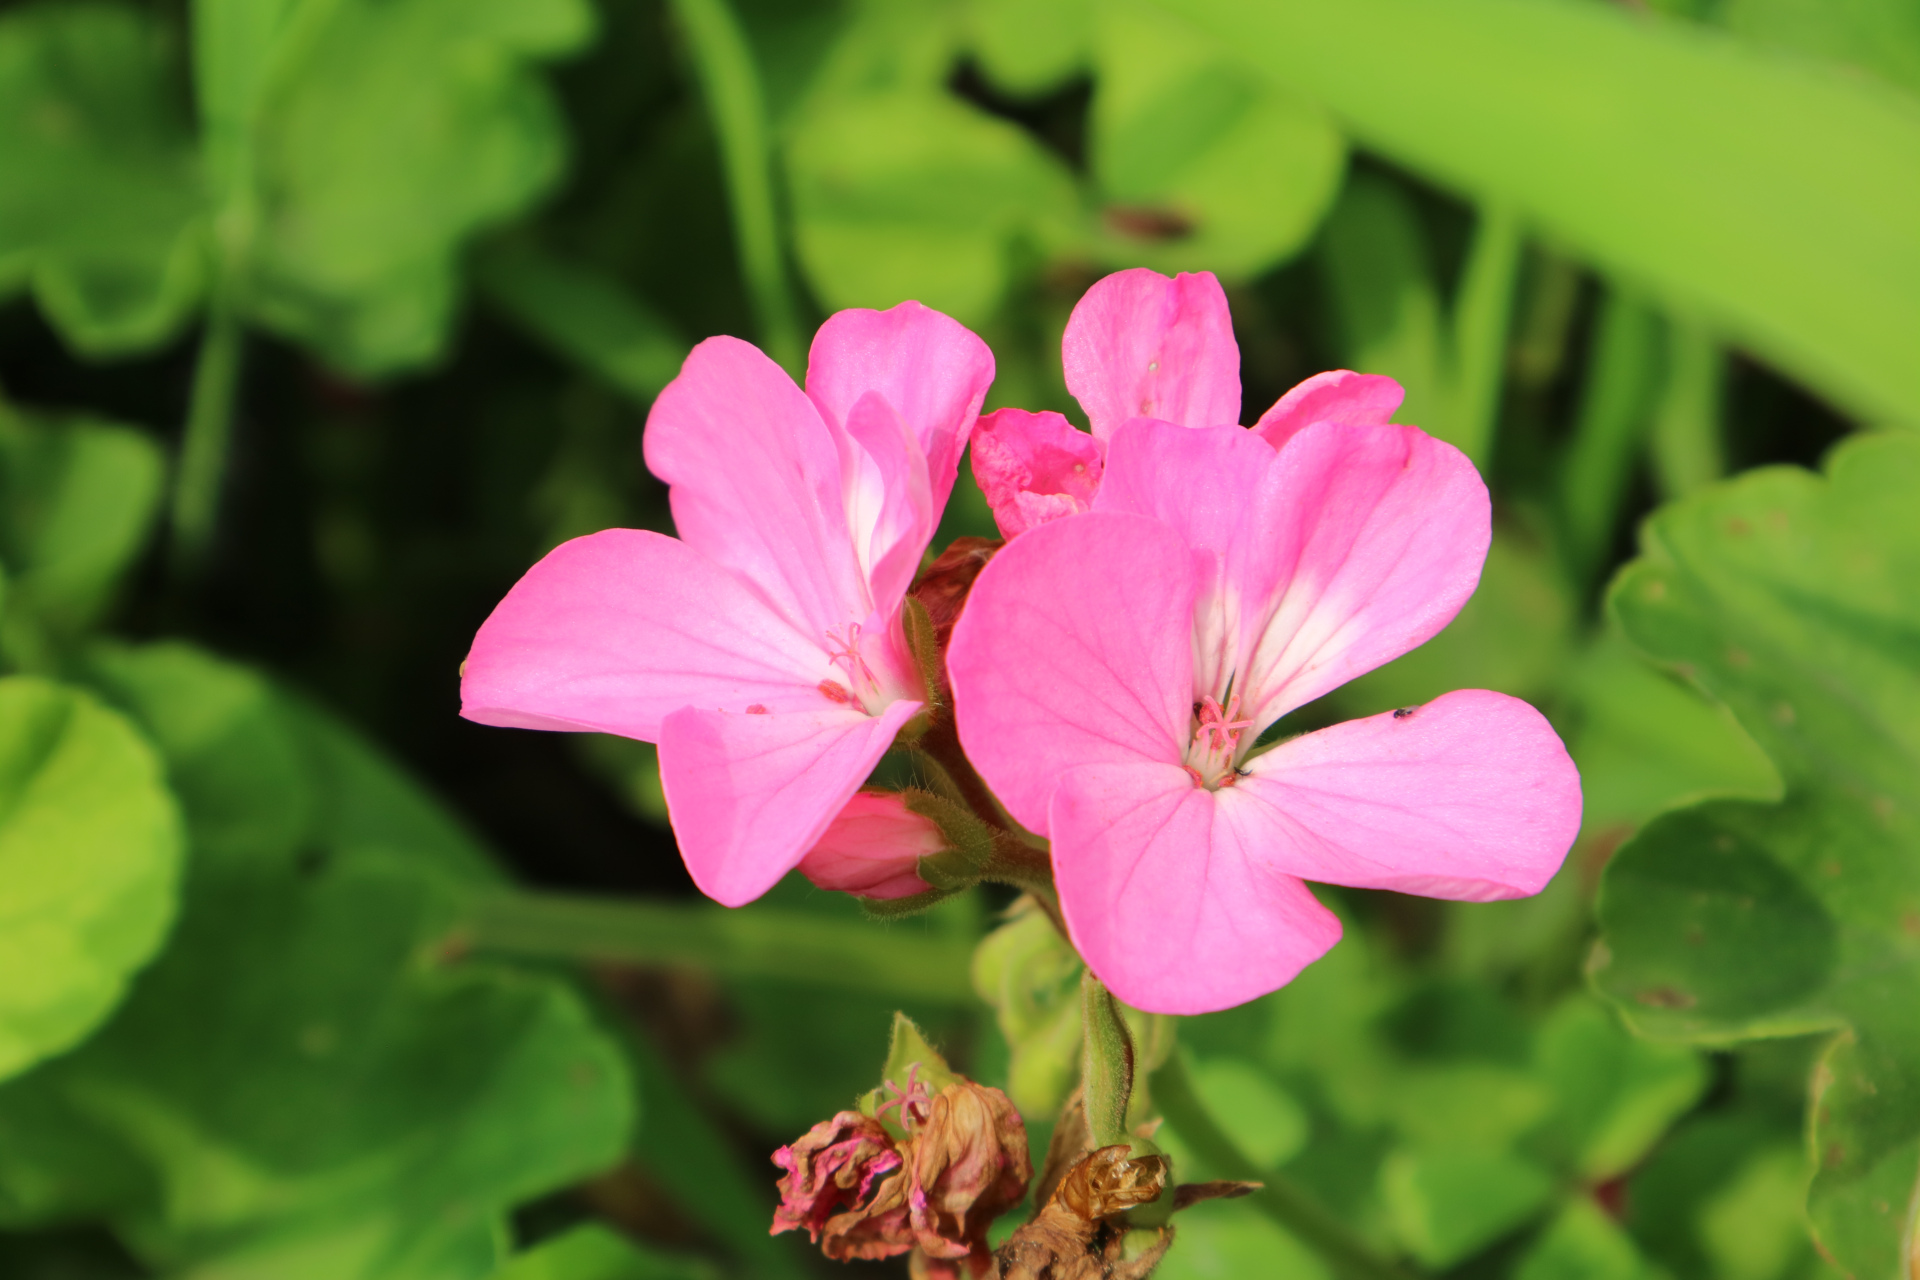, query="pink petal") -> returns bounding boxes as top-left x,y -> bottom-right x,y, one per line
1062,269 -> 1241,441
798,791 -> 942,900
1094,420 -> 1284,702
461,529 -> 827,740
1251,370 -> 1405,450
660,700 -> 924,907
1240,420 -> 1491,726
645,336 -> 869,640
947,511 -> 1194,834
806,302 -> 995,512
1233,690 -> 1582,900
1050,762 -> 1343,1015
839,391 -> 934,616
968,408 -> 1104,539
